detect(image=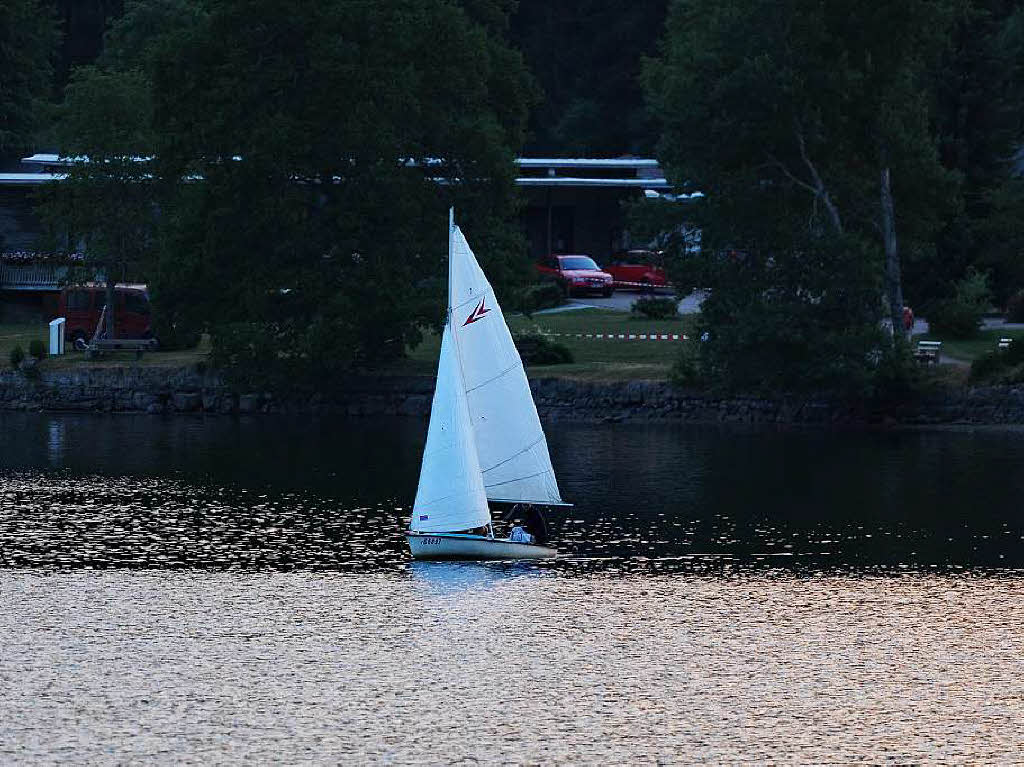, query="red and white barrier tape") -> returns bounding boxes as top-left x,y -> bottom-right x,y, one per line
612,281 -> 673,290
535,331 -> 688,341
